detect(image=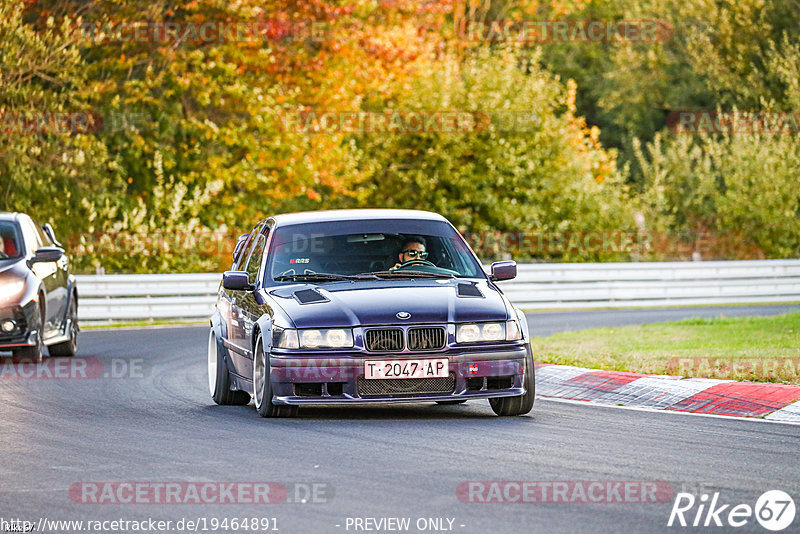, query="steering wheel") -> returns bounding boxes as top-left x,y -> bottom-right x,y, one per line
320,260 -> 346,272
396,259 -> 435,269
